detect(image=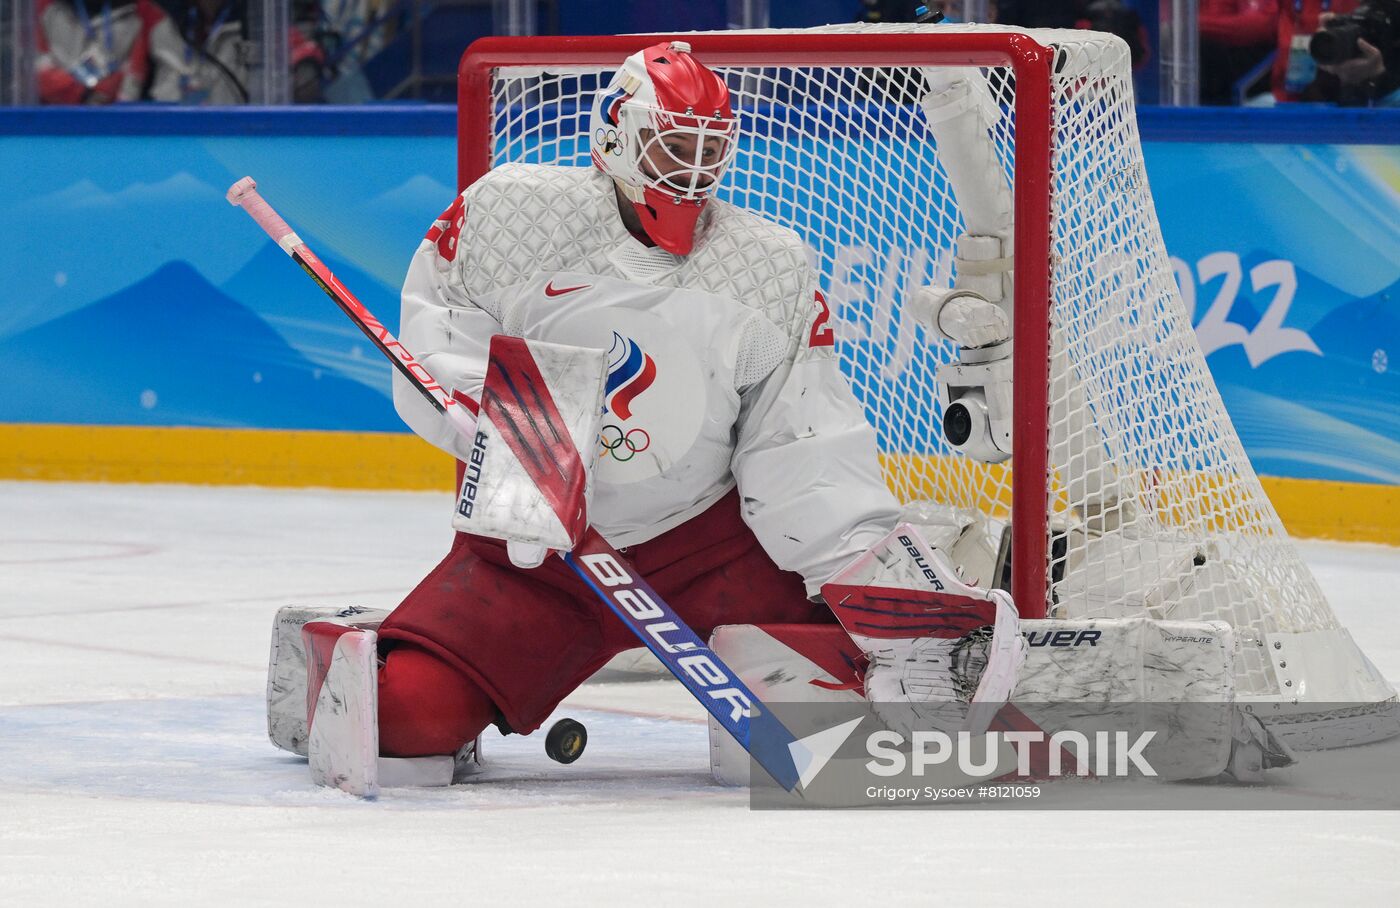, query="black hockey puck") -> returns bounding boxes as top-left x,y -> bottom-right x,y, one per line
545,718 -> 587,764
